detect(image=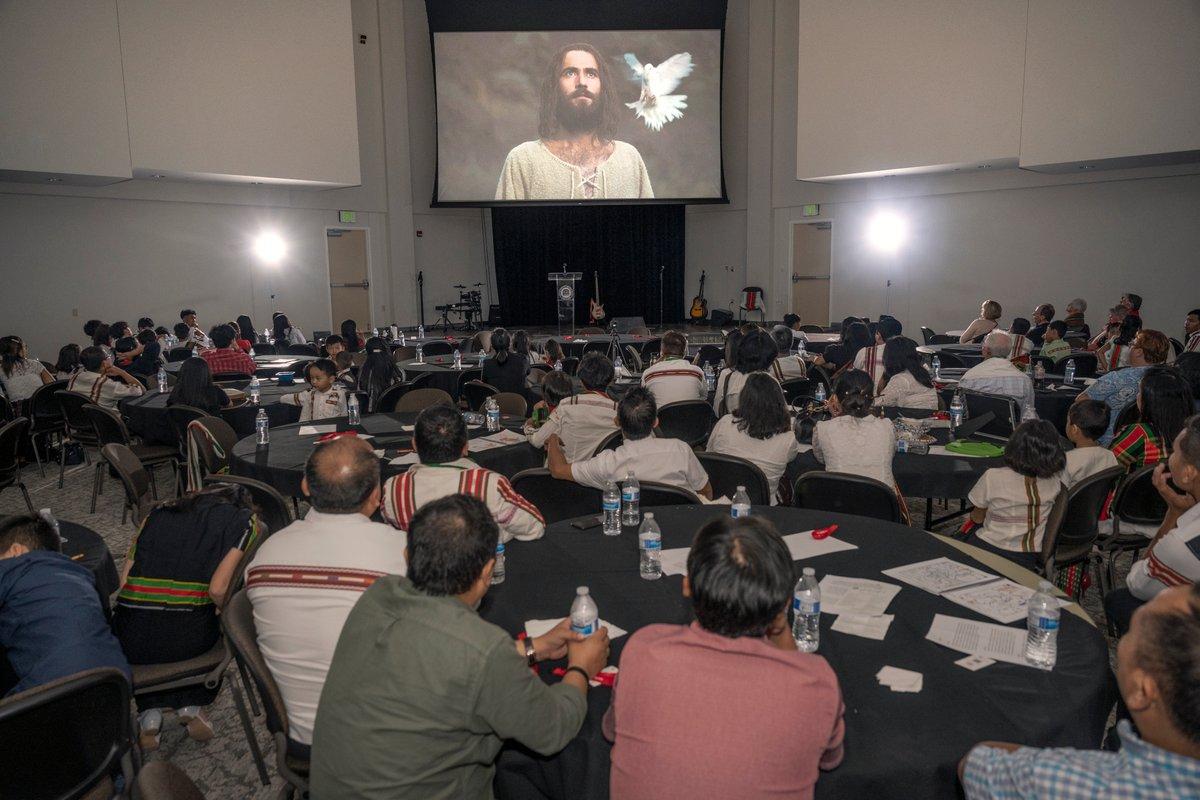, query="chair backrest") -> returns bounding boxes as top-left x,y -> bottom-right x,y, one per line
931,351 -> 964,369
28,380 -> 67,425
165,404 -> 209,457
374,382 -> 413,413
395,387 -> 455,414
187,416 -> 238,477
351,352 -> 368,368
561,342 -> 587,358
283,344 -> 319,357
284,359 -> 312,374
639,480 -> 703,507
656,400 -> 717,447
559,357 -> 580,376
778,378 -> 815,404
392,345 -> 417,362
592,429 -> 623,456
528,363 -> 551,384
220,590 -> 295,753
792,471 -> 903,523
0,417 -> 31,480
166,346 -> 192,362
1063,352 -> 1097,379
211,371 -> 251,382
1170,337 -> 1185,357
740,286 -> 764,310
1111,463 -> 1169,526
252,342 -> 277,355
407,371 -> 438,390
693,344 -> 723,368
203,474 -> 295,535
510,468 -> 604,524
1041,466 -> 1125,566
81,403 -> 131,447
455,368 -> 483,394
582,341 -> 609,356
696,452 -> 771,505
799,324 -> 824,334
54,390 -> 99,442
807,363 -> 834,398
623,345 -> 644,372
493,392 -> 528,418
928,334 -> 959,345
420,341 -> 454,357
0,395 -> 13,424
640,339 -> 662,362
131,761 -> 208,800
0,667 -> 133,800
101,443 -> 154,524
920,326 -> 936,345
961,389 -> 1019,440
